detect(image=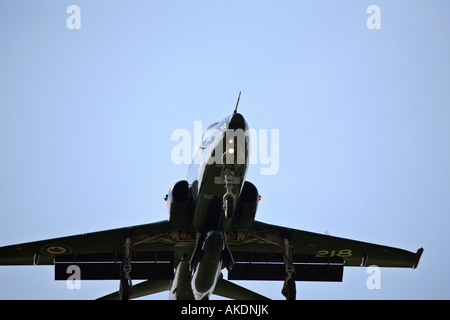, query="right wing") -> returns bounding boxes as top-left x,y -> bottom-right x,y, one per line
0,220 -> 196,281
0,220 -> 176,266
